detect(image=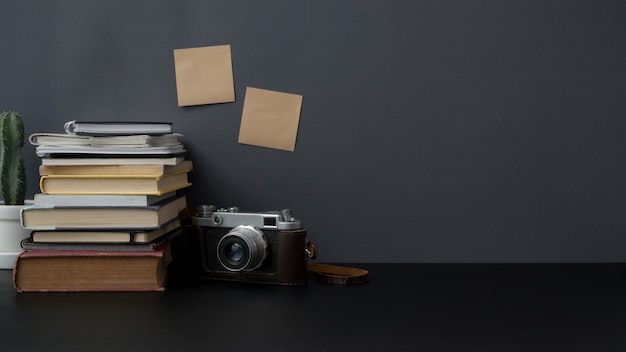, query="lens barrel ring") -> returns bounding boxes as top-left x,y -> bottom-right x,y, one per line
217,225 -> 268,272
